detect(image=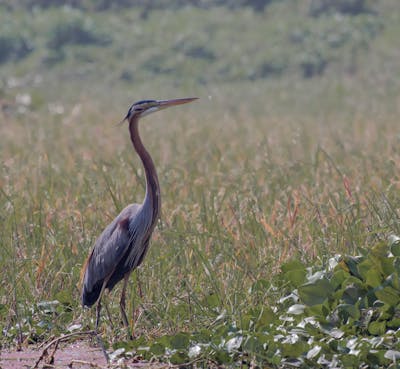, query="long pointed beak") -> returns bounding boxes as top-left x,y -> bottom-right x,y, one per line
157,97 -> 198,109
